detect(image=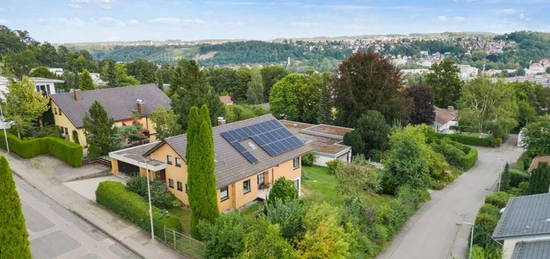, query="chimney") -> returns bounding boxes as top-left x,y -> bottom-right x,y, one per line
136,99 -> 145,115
73,89 -> 81,101
217,116 -> 226,125
447,106 -> 454,112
